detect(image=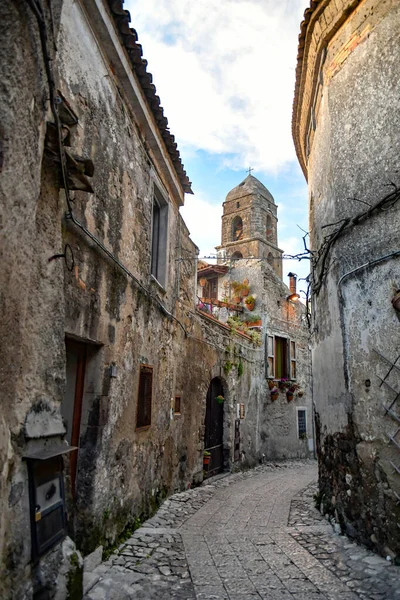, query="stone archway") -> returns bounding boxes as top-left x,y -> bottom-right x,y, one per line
204,377 -> 224,477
